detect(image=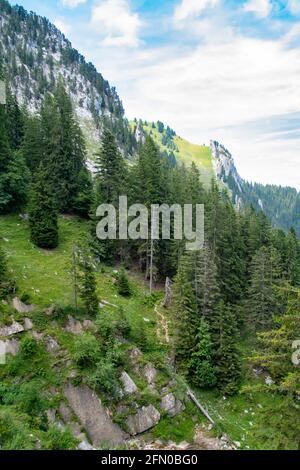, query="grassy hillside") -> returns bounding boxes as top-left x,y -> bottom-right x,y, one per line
131,121 -> 214,186
0,214 -> 292,450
